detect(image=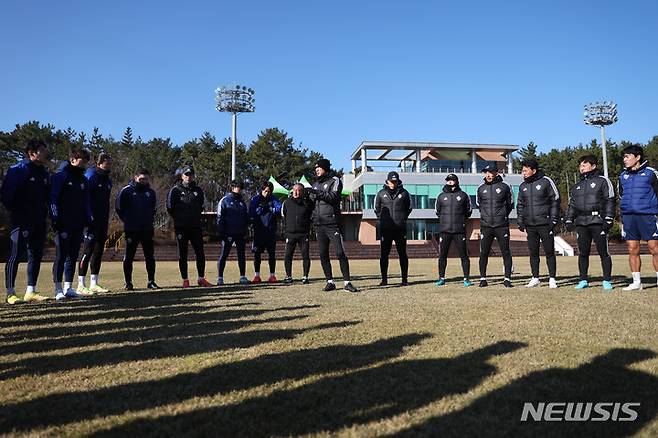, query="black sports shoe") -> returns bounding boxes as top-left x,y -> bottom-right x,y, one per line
503,279 -> 513,288
147,281 -> 160,290
478,279 -> 488,288
283,277 -> 293,285
301,277 -> 310,285
378,279 -> 388,286
401,281 -> 409,286
323,282 -> 336,292
344,283 -> 359,293
125,282 -> 134,291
